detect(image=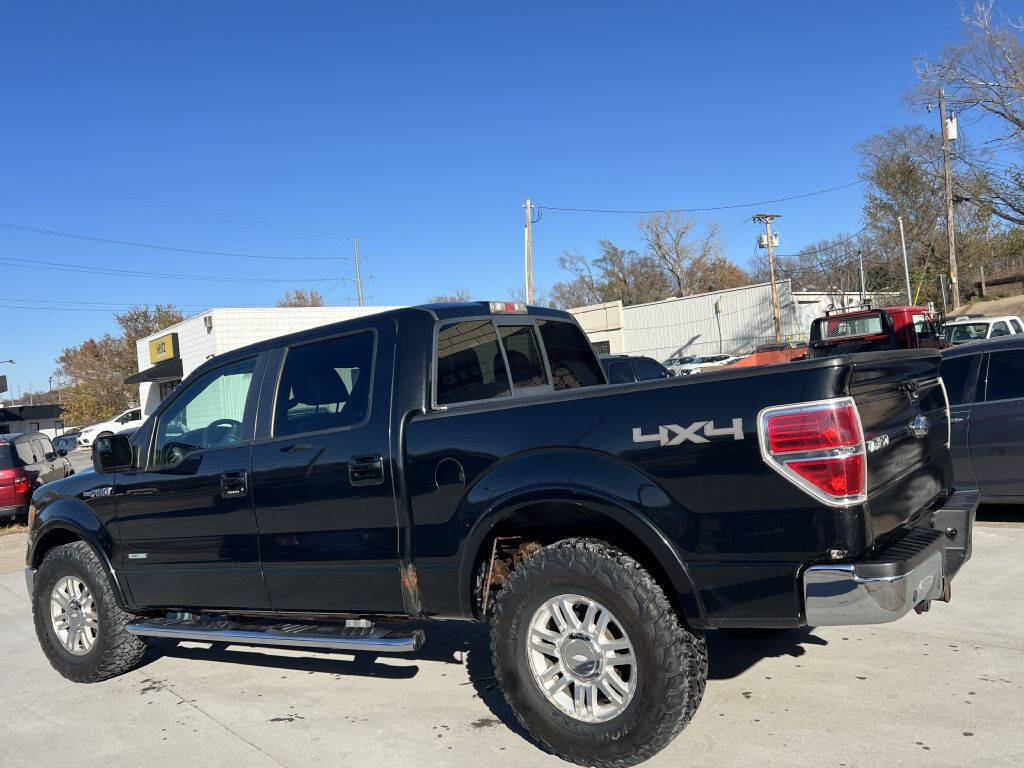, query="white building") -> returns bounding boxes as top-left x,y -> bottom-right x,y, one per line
131,306 -> 400,417
568,282 -> 900,362
569,281 -> 804,361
